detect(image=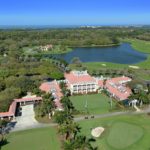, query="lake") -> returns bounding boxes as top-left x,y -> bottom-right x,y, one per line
54,43 -> 147,64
